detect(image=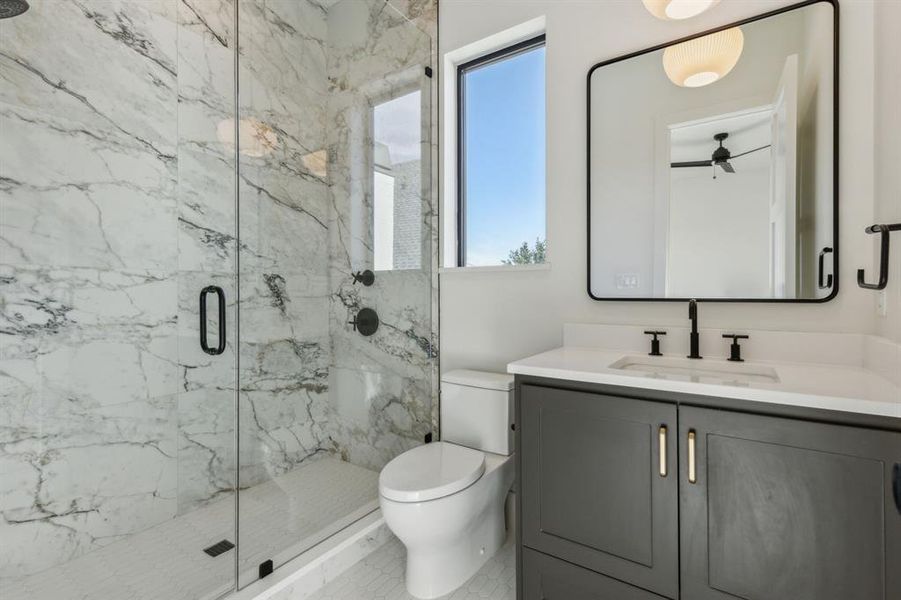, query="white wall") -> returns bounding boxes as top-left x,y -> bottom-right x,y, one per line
439,0 -> 878,374
797,3 -> 836,297
668,166 -> 771,298
873,0 -> 901,343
